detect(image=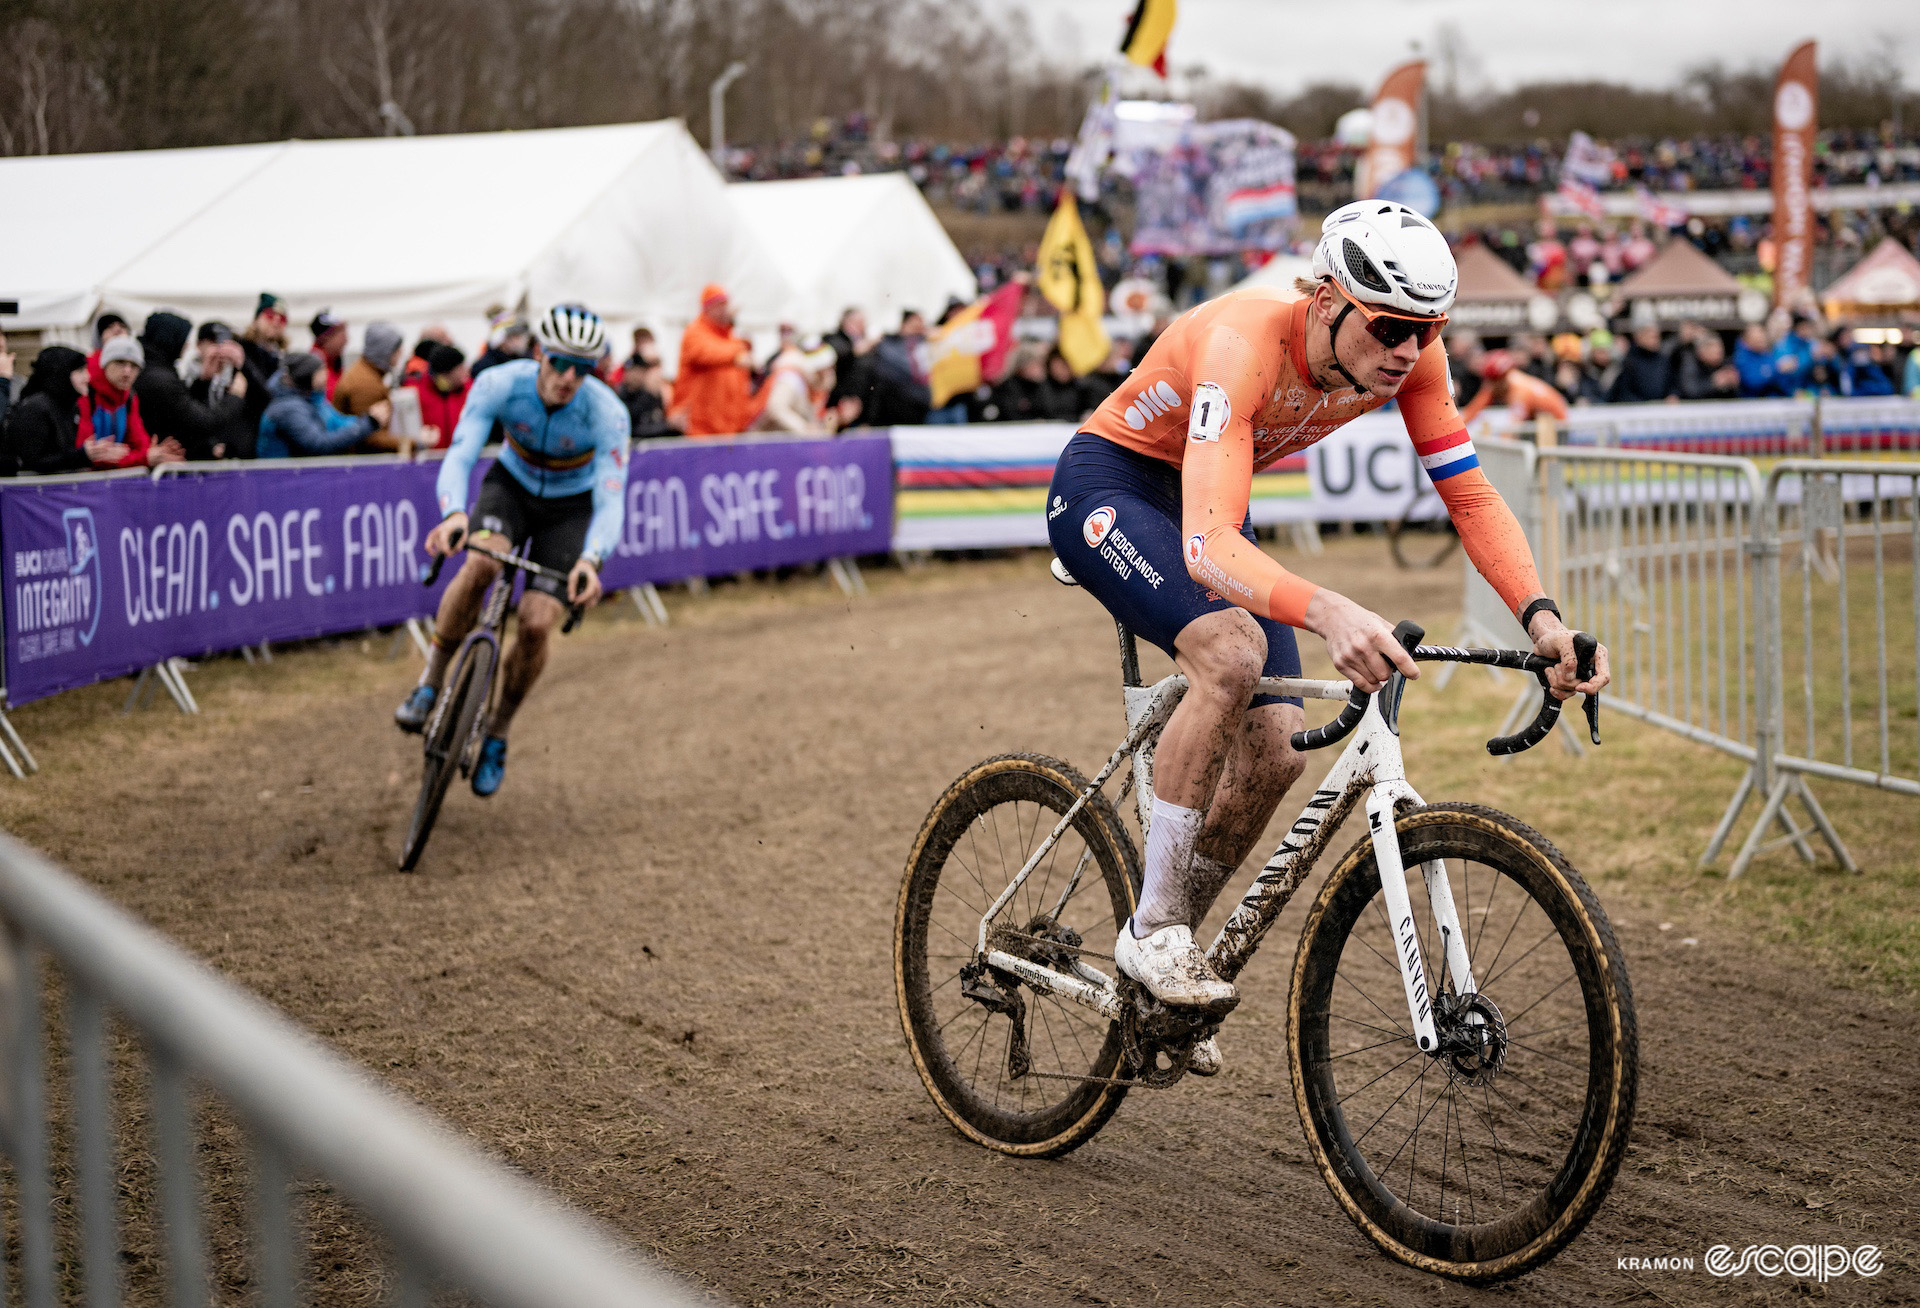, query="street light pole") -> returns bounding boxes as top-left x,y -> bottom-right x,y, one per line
710,62 -> 748,172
